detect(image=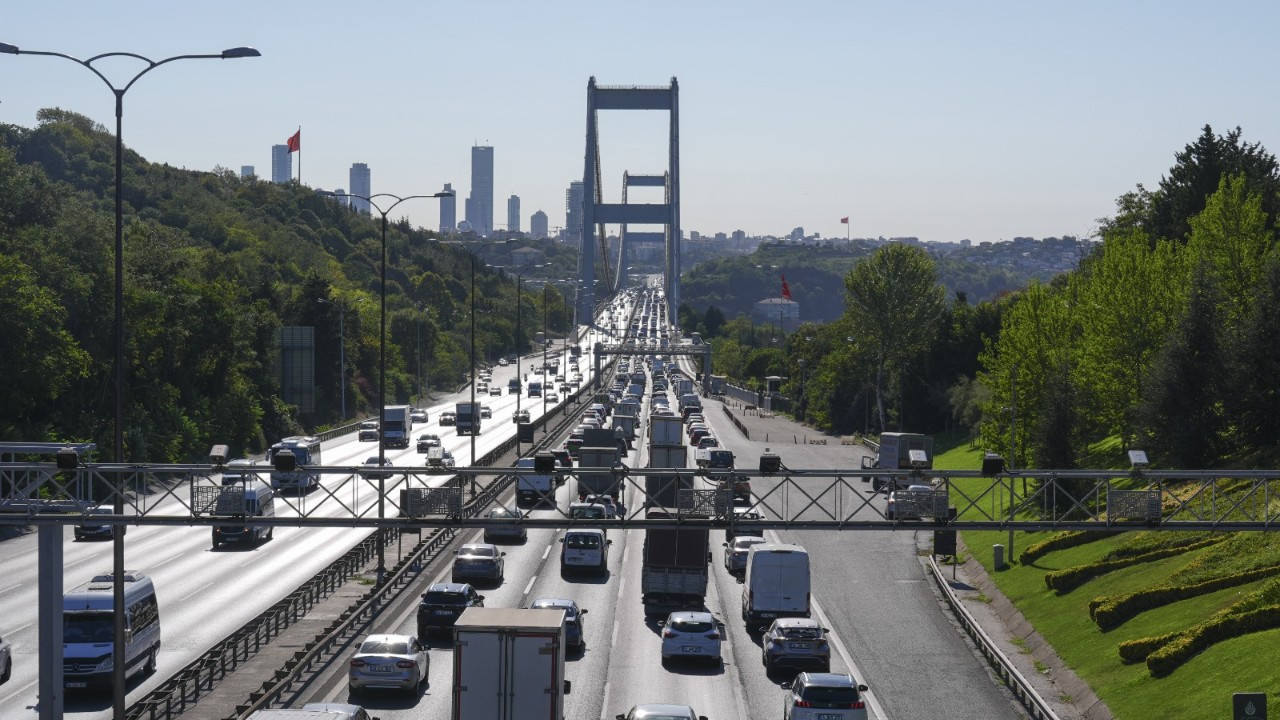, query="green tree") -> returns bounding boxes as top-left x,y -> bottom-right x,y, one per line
1185,174 -> 1274,329
843,244 -> 946,430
